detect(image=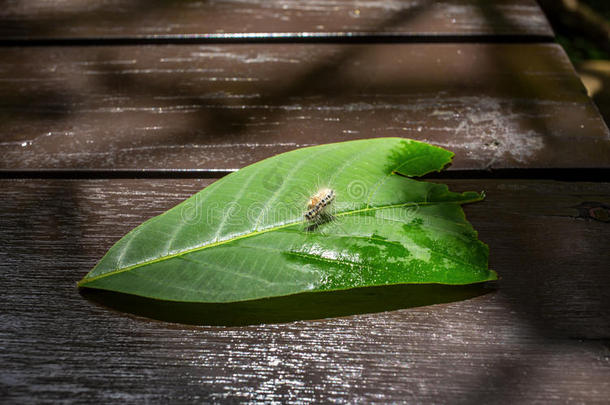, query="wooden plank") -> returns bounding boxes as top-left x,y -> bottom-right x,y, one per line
1,178 -> 608,402
1,43 -> 608,172
0,0 -> 553,40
